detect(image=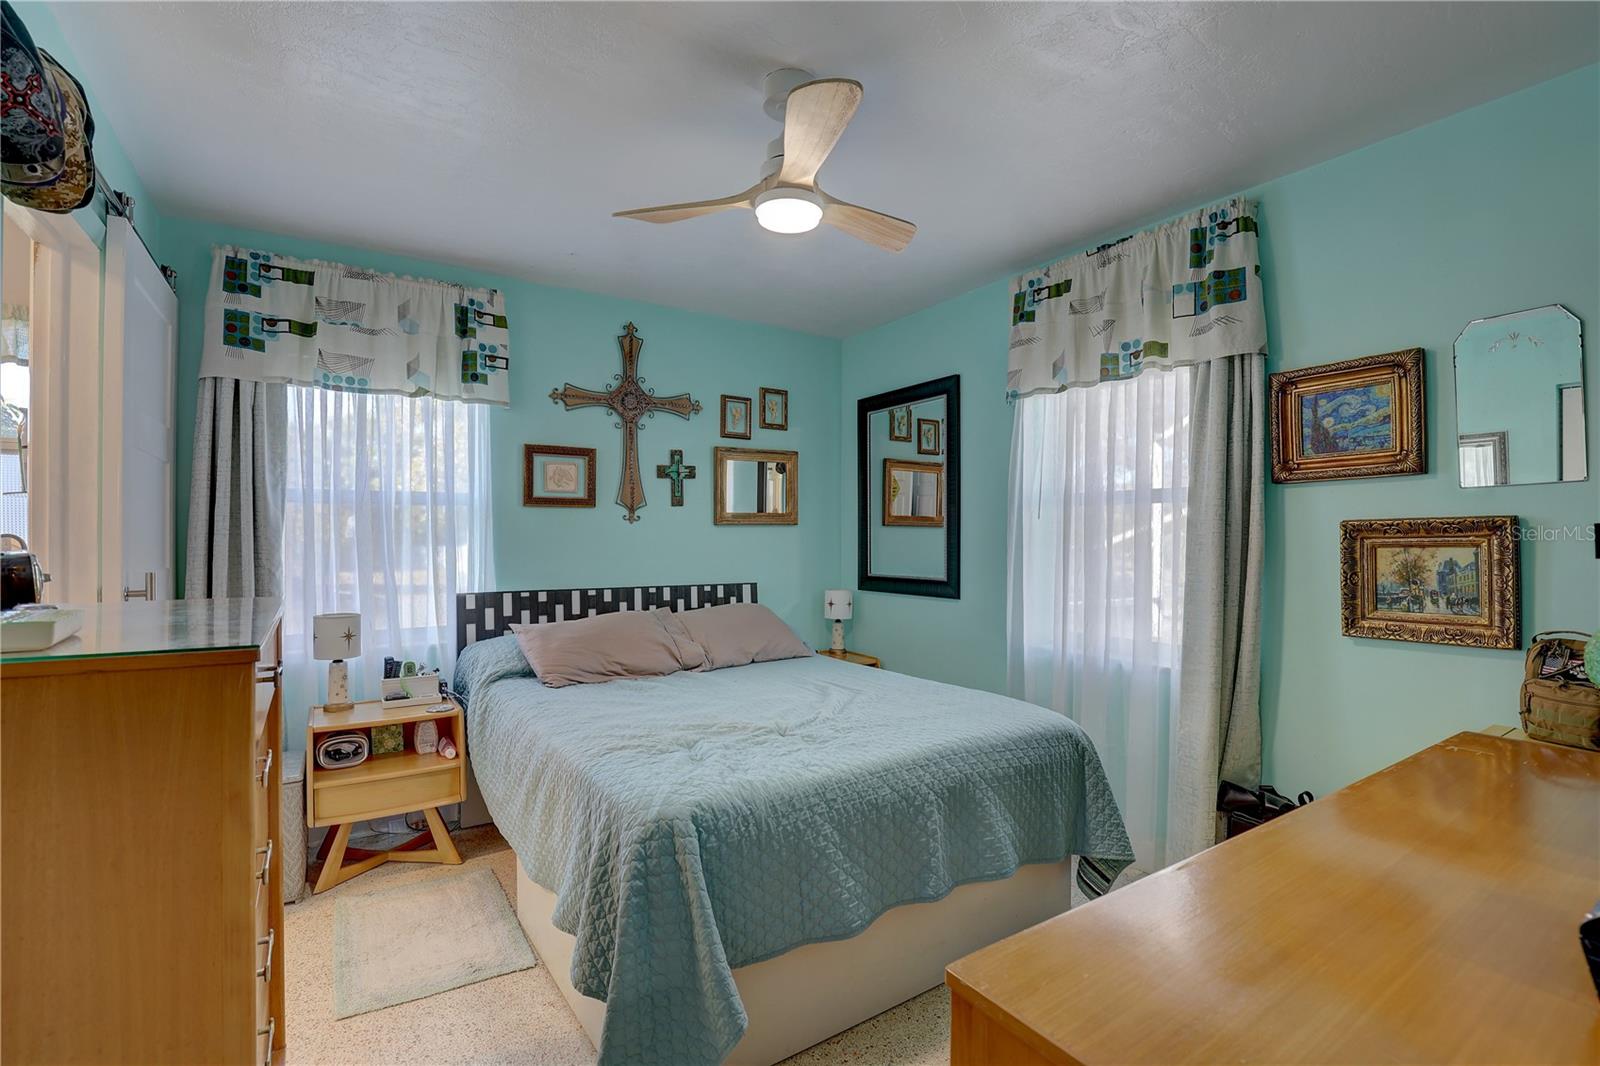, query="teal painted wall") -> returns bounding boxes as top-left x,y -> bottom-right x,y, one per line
841,65 -> 1600,797
9,3 -> 164,257
161,216 -> 843,651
